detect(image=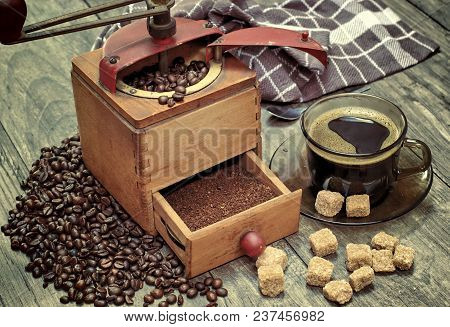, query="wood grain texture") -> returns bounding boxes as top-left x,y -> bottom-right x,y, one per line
0,0 -> 448,307
407,0 -> 450,30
